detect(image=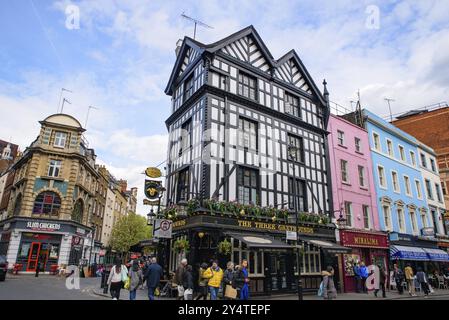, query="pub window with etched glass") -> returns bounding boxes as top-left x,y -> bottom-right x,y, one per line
289,178 -> 307,212
238,117 -> 258,151
176,168 -> 190,203
237,167 -> 259,205
288,134 -> 304,163
300,243 -> 321,275
285,92 -> 300,118
238,72 -> 257,100
232,238 -> 264,276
